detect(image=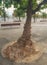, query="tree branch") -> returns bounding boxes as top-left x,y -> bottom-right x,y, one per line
32,0 -> 47,15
